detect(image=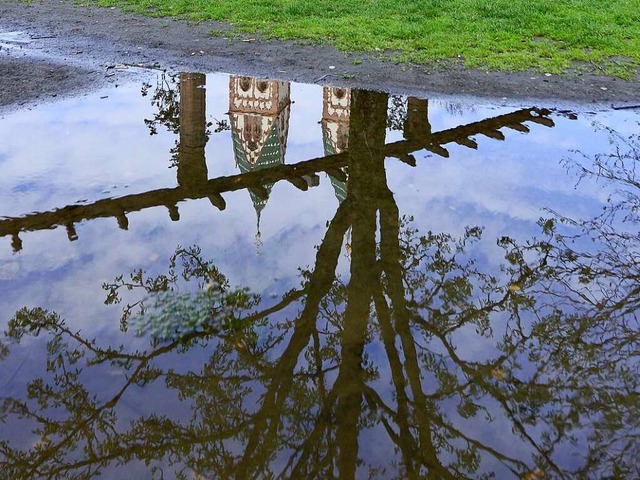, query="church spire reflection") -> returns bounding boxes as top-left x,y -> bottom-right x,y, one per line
229,76 -> 291,233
